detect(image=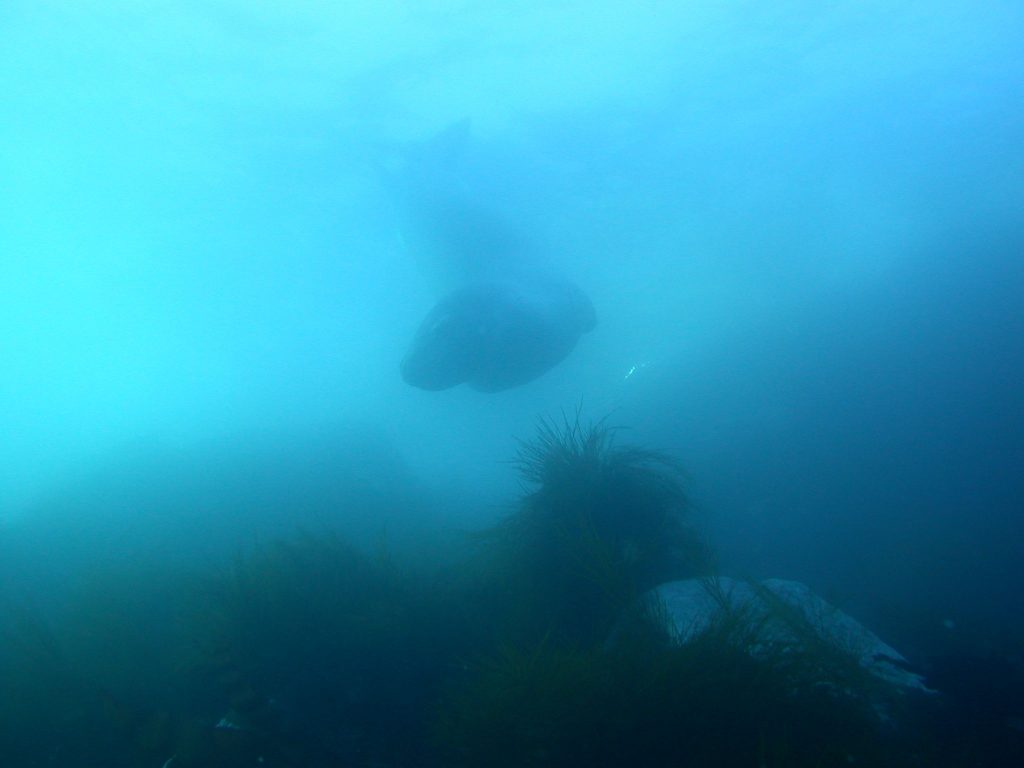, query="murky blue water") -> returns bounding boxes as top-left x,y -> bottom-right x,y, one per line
2,2 -> 1022,764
